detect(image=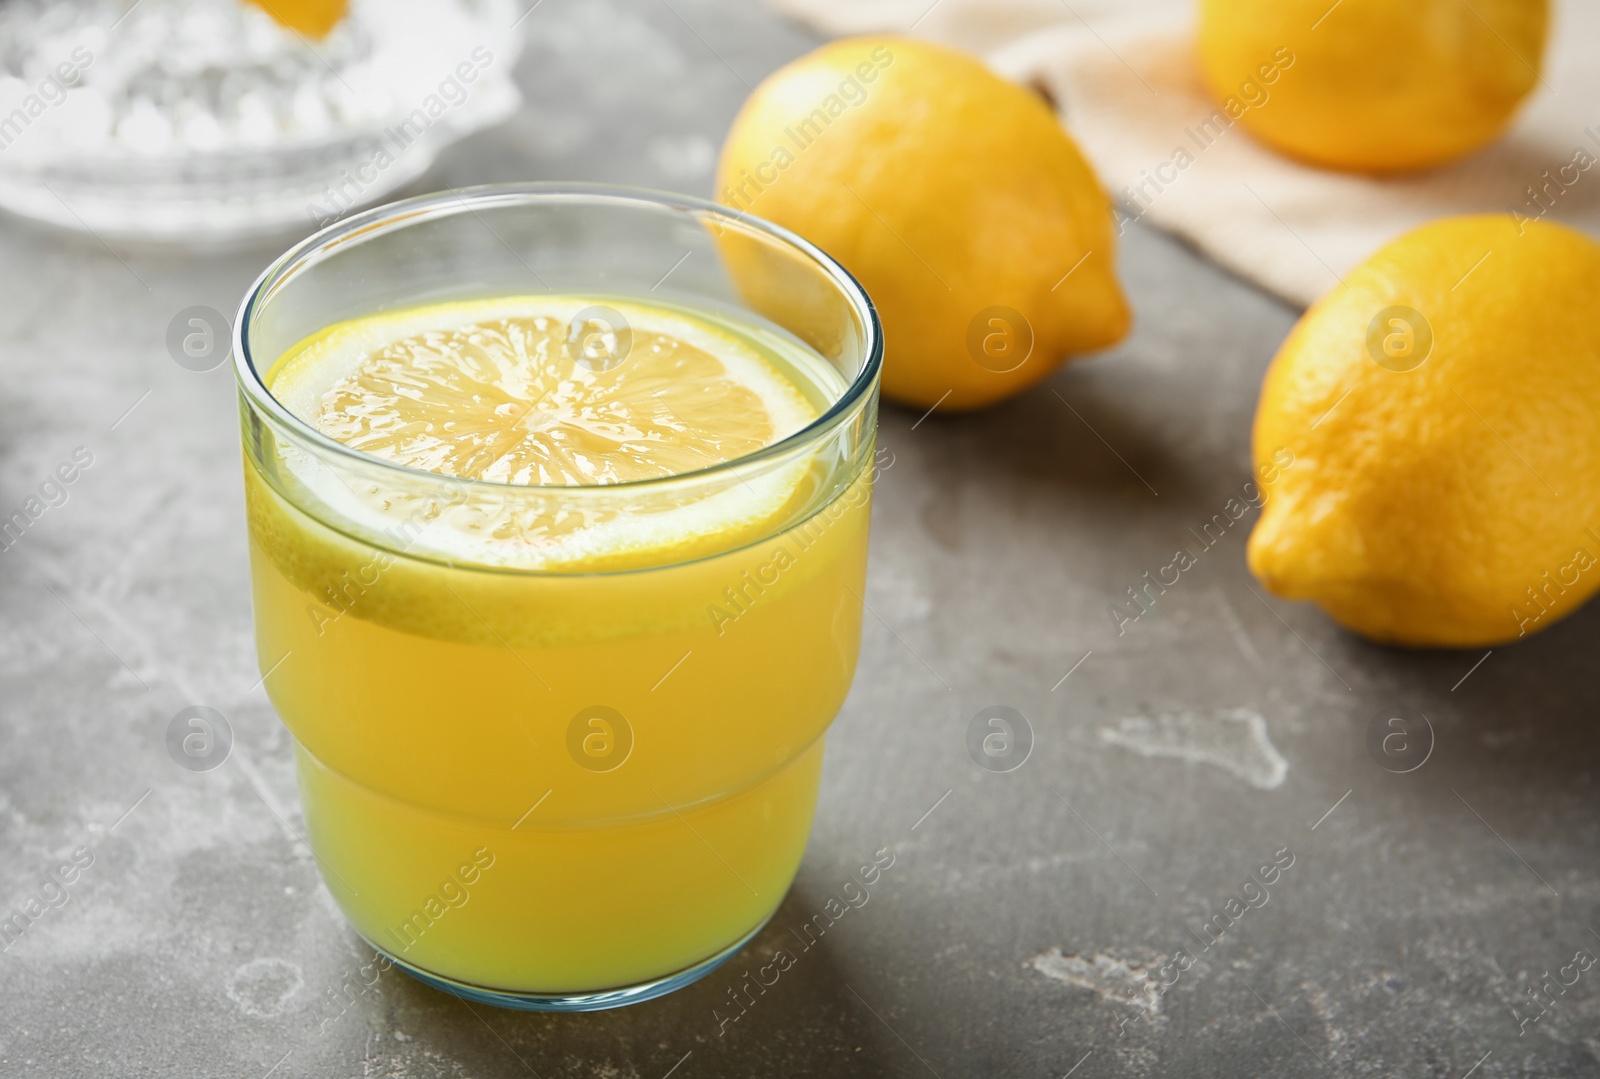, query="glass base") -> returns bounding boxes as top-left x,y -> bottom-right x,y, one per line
361,916 -> 771,1013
